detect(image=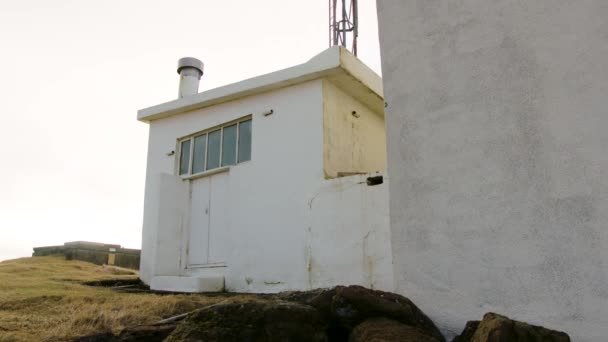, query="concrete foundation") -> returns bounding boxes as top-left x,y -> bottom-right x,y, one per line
377,1 -> 608,341
150,275 -> 225,293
